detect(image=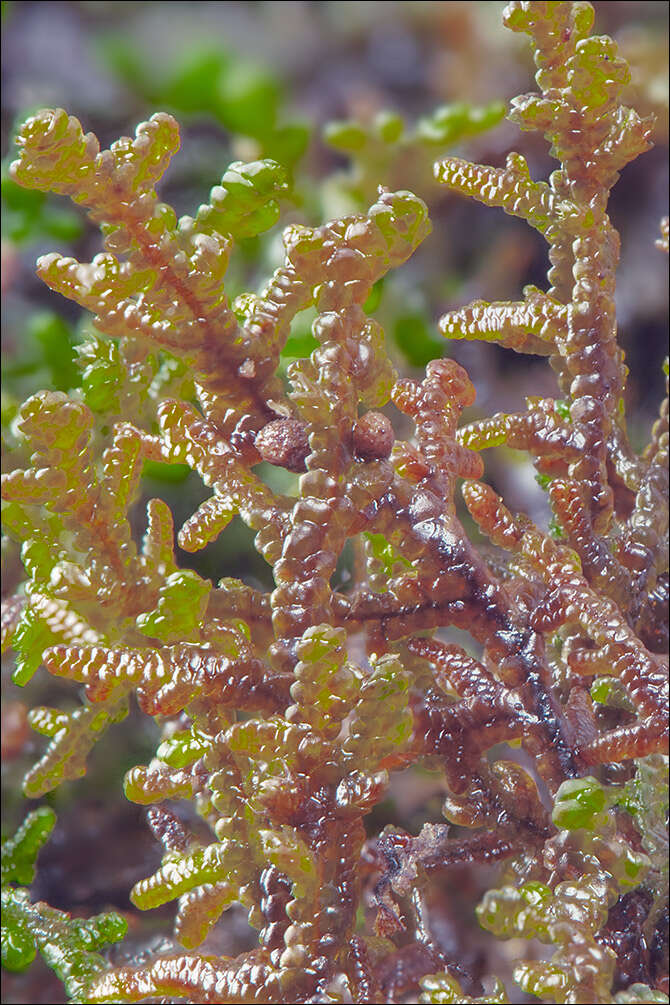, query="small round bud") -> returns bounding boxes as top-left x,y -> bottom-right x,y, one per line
352,412 -> 394,461
255,419 -> 309,472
